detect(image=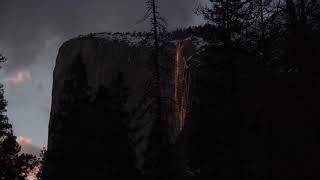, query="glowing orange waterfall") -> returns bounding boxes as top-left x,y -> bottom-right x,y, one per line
173,37 -> 197,137
174,42 -> 183,133
174,39 -> 193,134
